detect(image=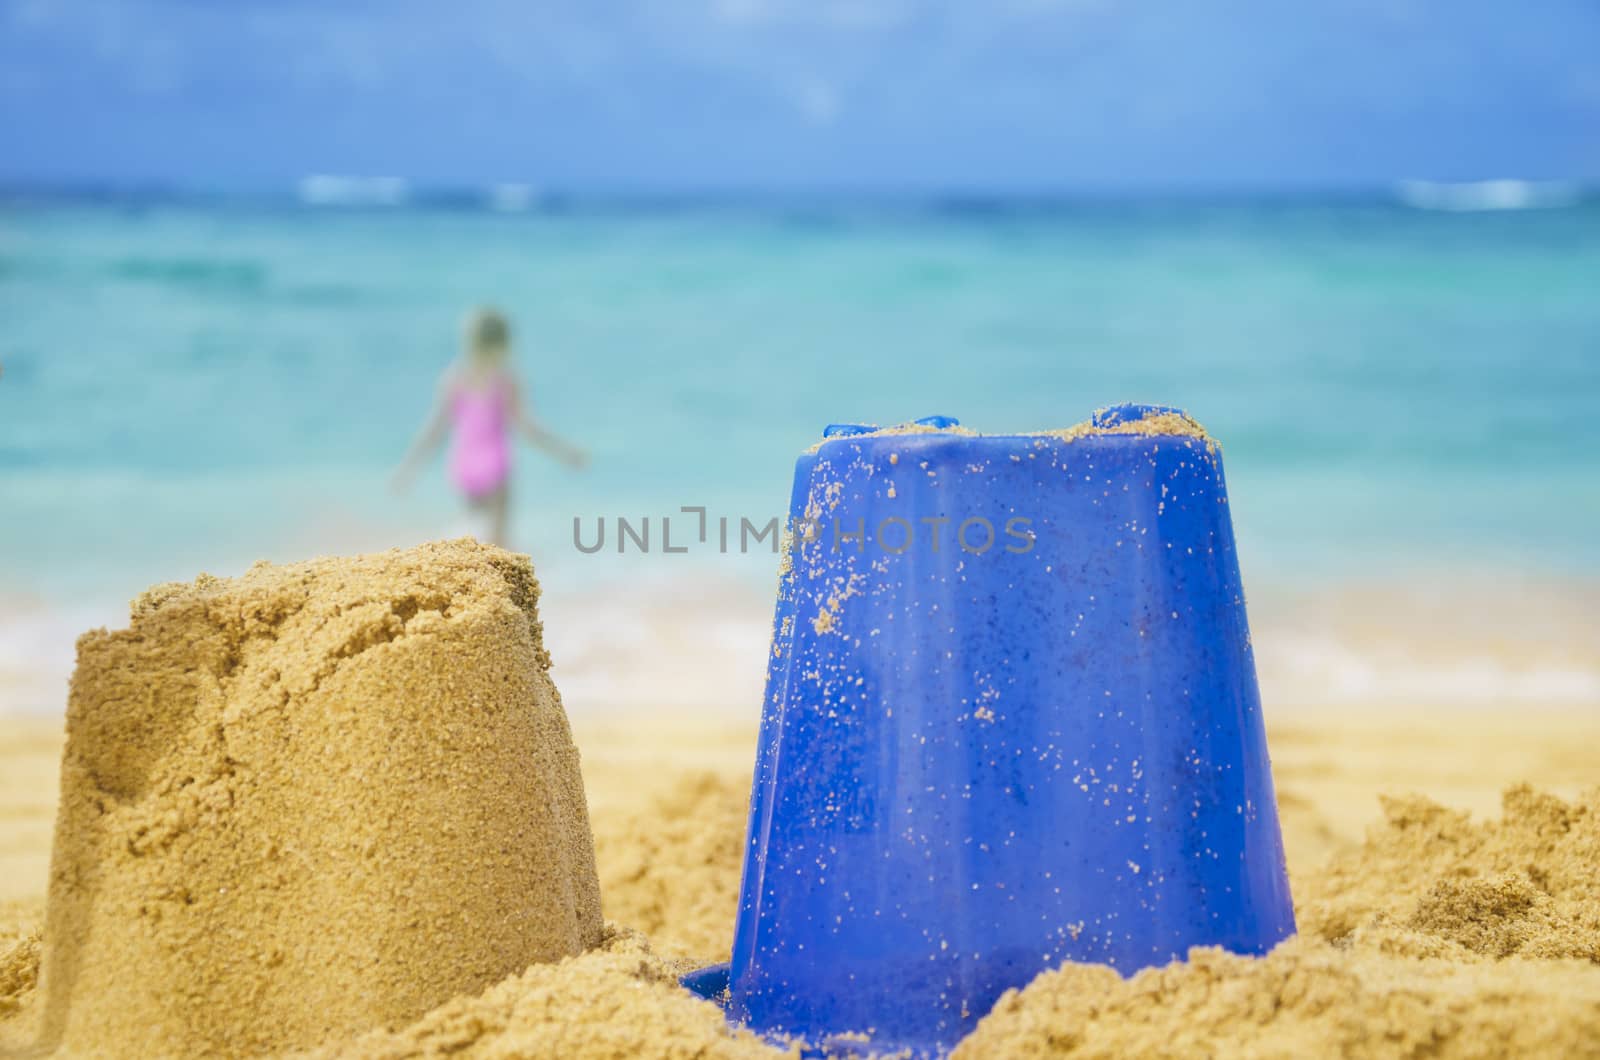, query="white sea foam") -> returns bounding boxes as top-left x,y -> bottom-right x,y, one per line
0,598 -> 123,715
297,174 -> 410,207
488,183 -> 540,213
1255,630 -> 1600,710
15,571 -> 1596,719
1395,179 -> 1583,212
